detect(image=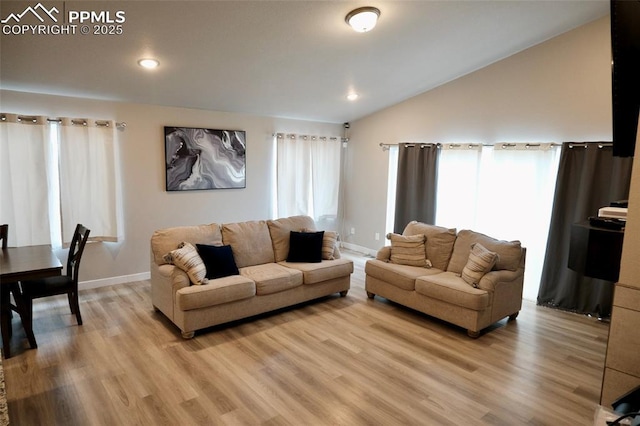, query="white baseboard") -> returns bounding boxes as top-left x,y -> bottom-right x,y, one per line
340,242 -> 377,257
79,272 -> 150,290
